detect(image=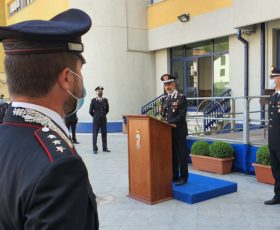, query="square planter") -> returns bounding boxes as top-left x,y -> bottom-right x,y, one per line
191,154 -> 234,175
252,163 -> 275,185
